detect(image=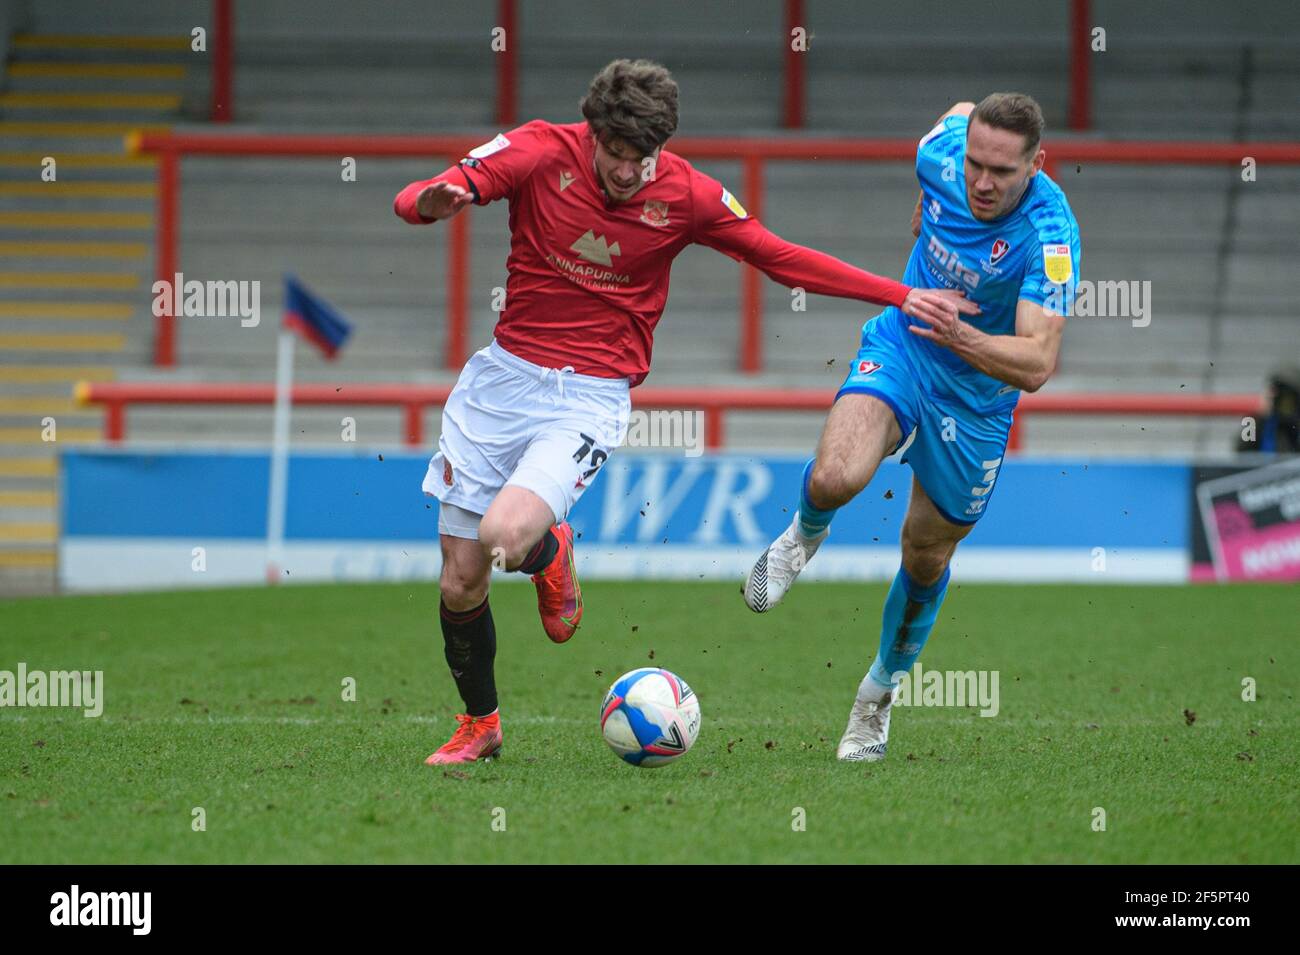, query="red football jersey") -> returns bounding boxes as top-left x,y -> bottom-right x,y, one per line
395,120 -> 910,385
